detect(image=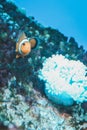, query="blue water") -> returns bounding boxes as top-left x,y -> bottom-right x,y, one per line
14,0 -> 87,50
